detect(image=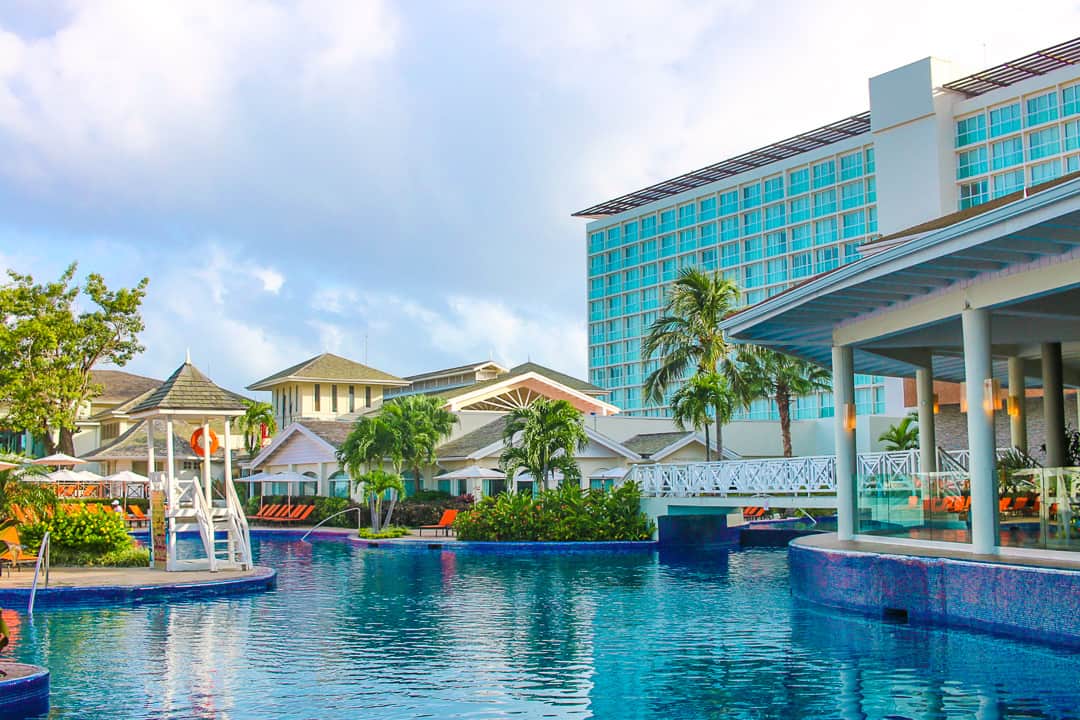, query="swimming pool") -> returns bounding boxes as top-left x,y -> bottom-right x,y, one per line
8,535 -> 1080,719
